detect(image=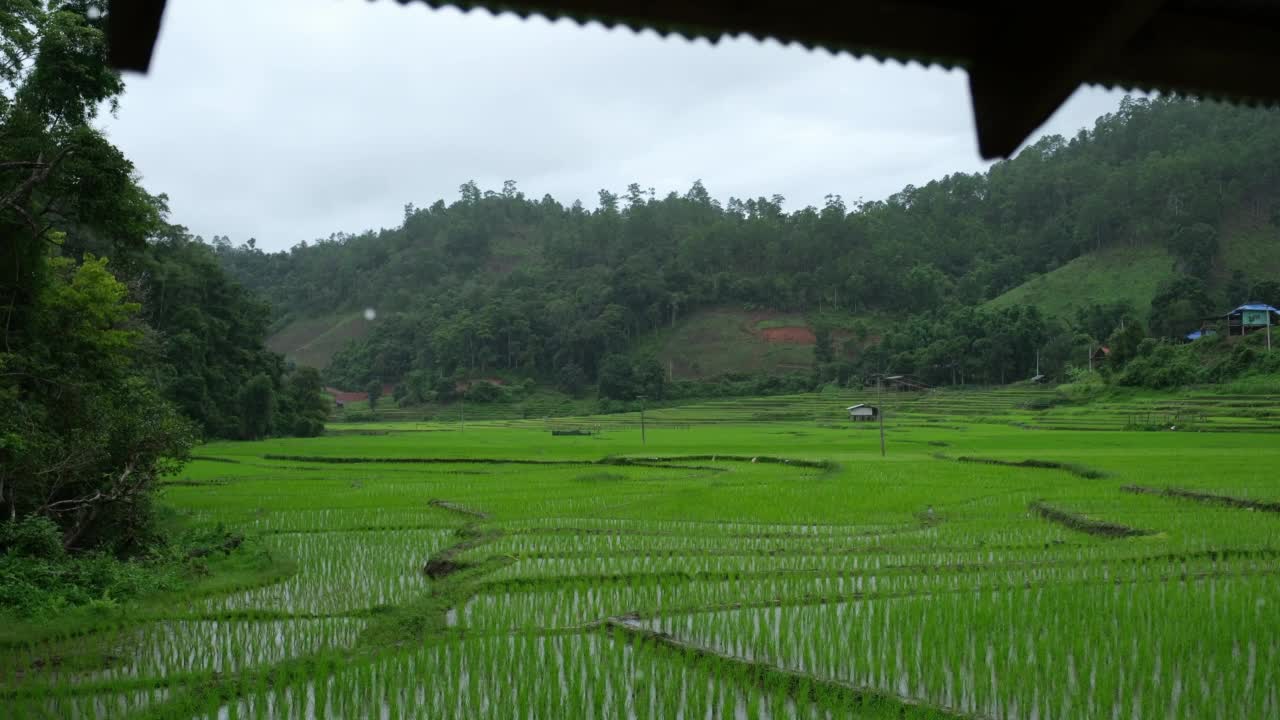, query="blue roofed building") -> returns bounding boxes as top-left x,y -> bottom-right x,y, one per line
1222,302 -> 1279,337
